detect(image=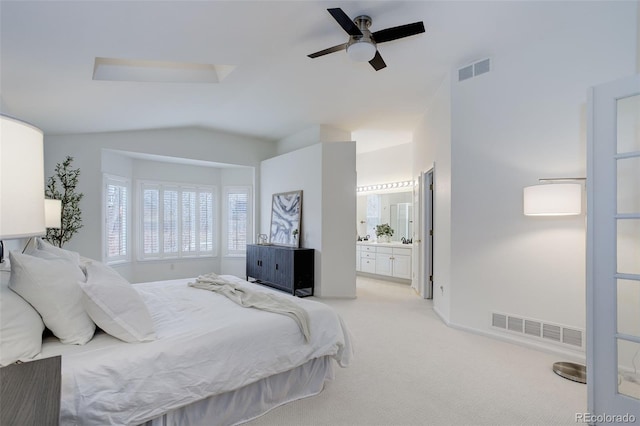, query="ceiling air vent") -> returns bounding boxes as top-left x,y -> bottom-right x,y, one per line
458,58 -> 491,82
